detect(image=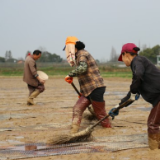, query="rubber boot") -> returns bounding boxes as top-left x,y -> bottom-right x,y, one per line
91,100 -> 111,128
88,105 -> 96,117
71,96 -> 91,134
71,123 -> 80,134
27,89 -> 40,105
148,133 -> 160,150
147,101 -> 160,149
